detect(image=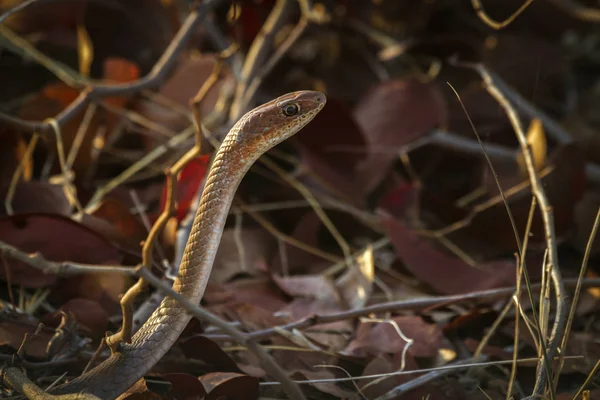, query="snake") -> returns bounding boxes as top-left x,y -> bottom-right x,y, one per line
50,91 -> 326,399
